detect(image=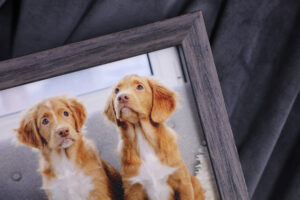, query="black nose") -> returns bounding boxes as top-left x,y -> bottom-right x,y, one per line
56,127 -> 69,137
118,94 -> 130,103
